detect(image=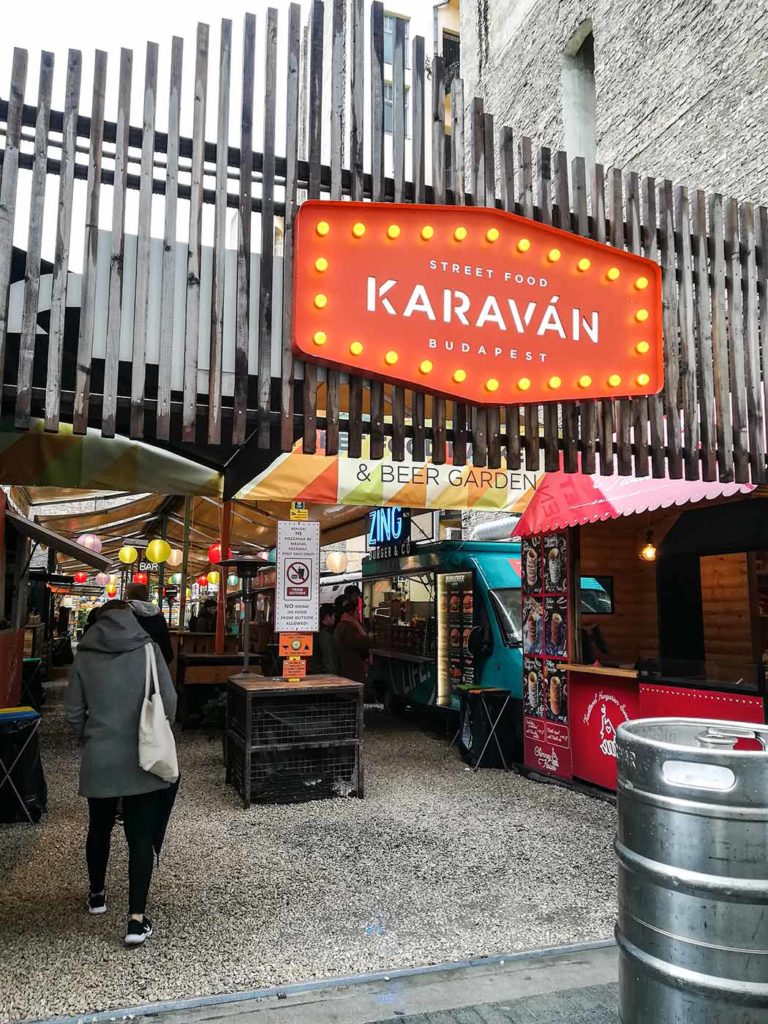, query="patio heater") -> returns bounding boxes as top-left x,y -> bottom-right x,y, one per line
217,556 -> 266,674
